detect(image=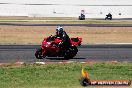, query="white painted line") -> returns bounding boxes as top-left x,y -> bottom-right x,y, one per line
35,62 -> 46,64
15,62 -> 24,64
66,61 -> 74,63
94,43 -> 132,45
80,62 -> 86,63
